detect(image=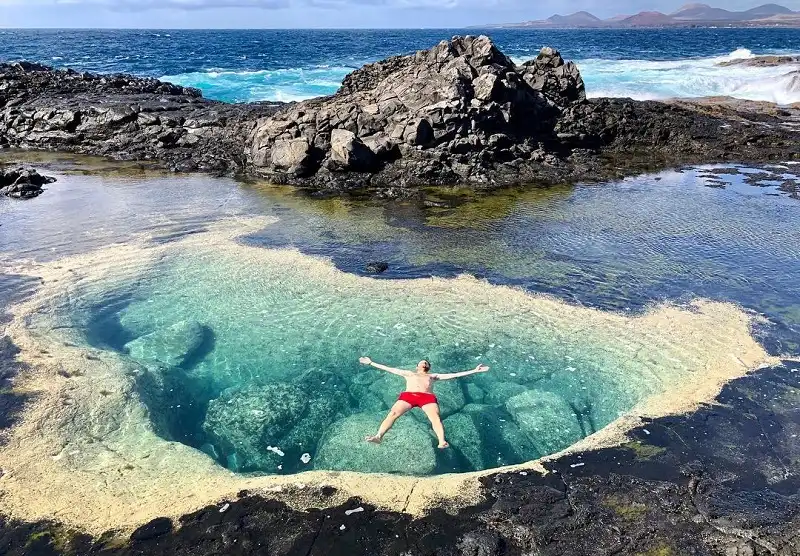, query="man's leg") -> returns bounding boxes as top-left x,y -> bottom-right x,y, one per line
366,400 -> 412,444
421,403 -> 449,449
